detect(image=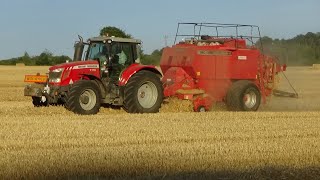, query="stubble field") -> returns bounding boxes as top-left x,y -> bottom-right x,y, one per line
0,65 -> 319,179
